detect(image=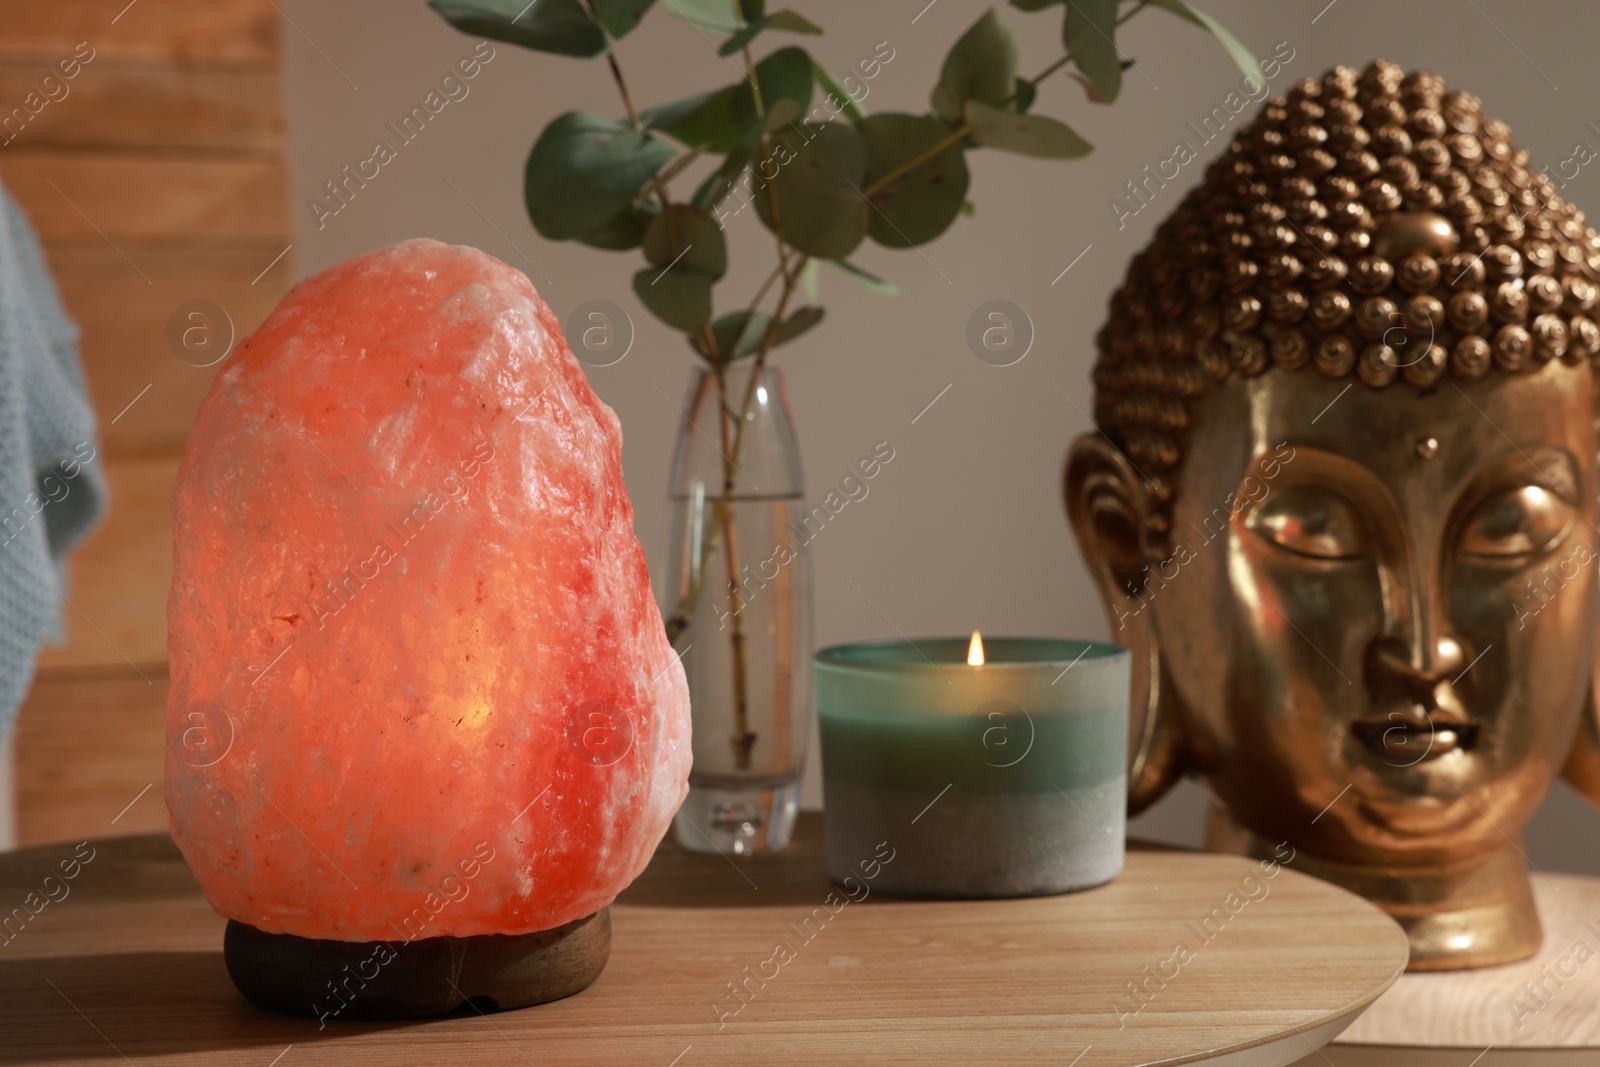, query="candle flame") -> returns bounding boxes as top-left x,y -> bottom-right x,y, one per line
967,630 -> 985,666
